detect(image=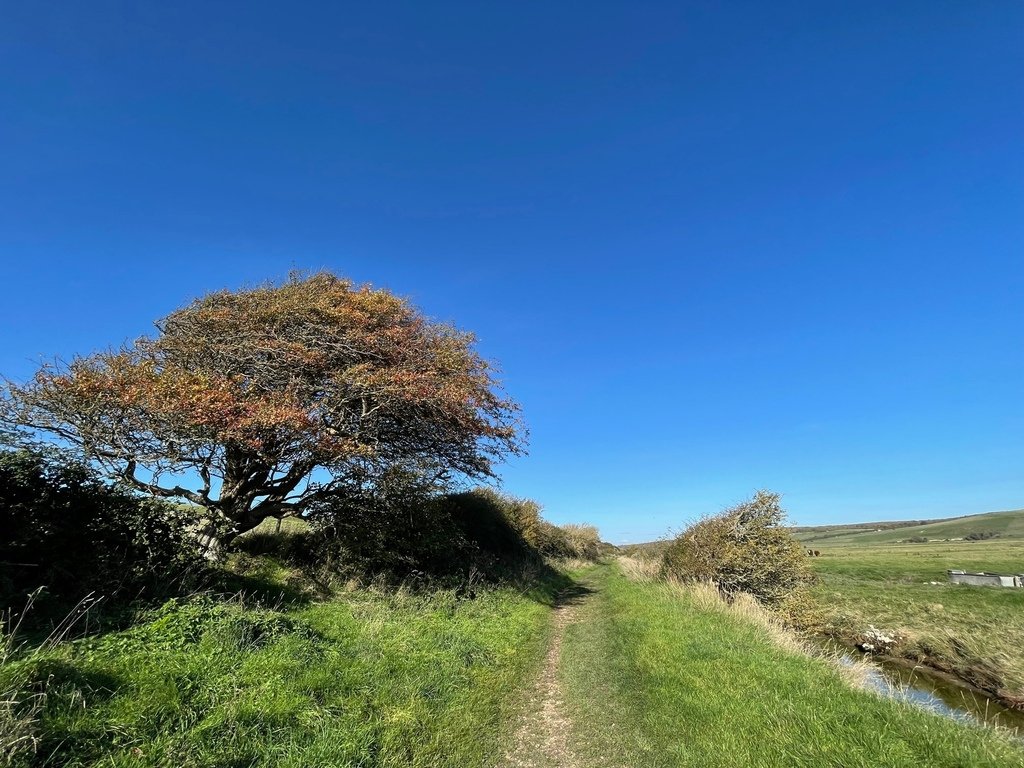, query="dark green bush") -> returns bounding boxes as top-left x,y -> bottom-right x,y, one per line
0,449 -> 207,613
534,522 -> 602,561
235,483 -> 557,584
964,531 -> 999,541
661,490 -> 810,606
442,488 -> 541,567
